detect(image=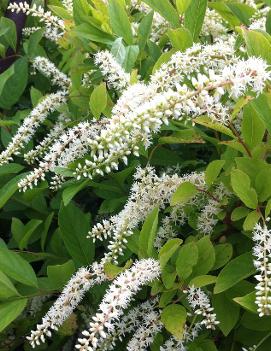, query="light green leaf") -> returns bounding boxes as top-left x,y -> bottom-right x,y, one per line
184,0 -> 207,40
0,271 -> 20,299
192,236 -> 215,276
89,82 -> 107,119
159,239 -> 183,269
213,243 -> 233,270
167,28 -> 193,51
0,299 -> 27,332
176,242 -> 198,279
233,291 -> 257,313
161,304 -> 187,339
231,169 -> 258,209
108,0 -> 133,44
205,160 -> 225,187
139,207 -> 159,258
189,275 -> 217,288
171,182 -> 197,206
176,0 -> 192,14
47,260 -> 75,289
143,0 -> 179,27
